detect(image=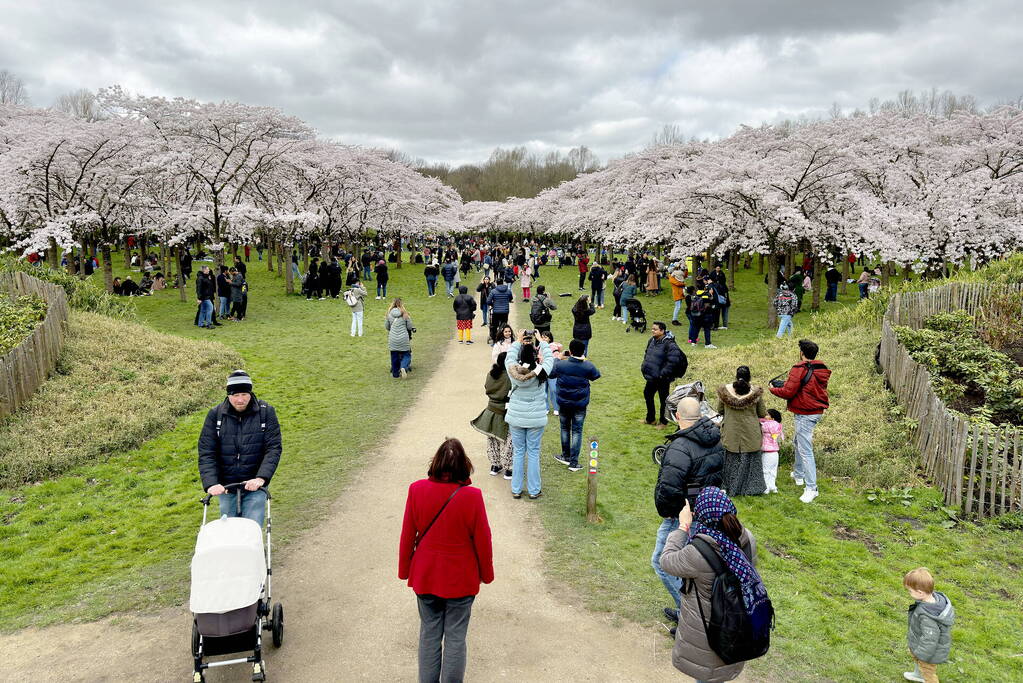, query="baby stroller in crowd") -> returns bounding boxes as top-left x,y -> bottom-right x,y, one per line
624,297 -> 647,333
191,483 -> 284,682
651,381 -> 723,465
